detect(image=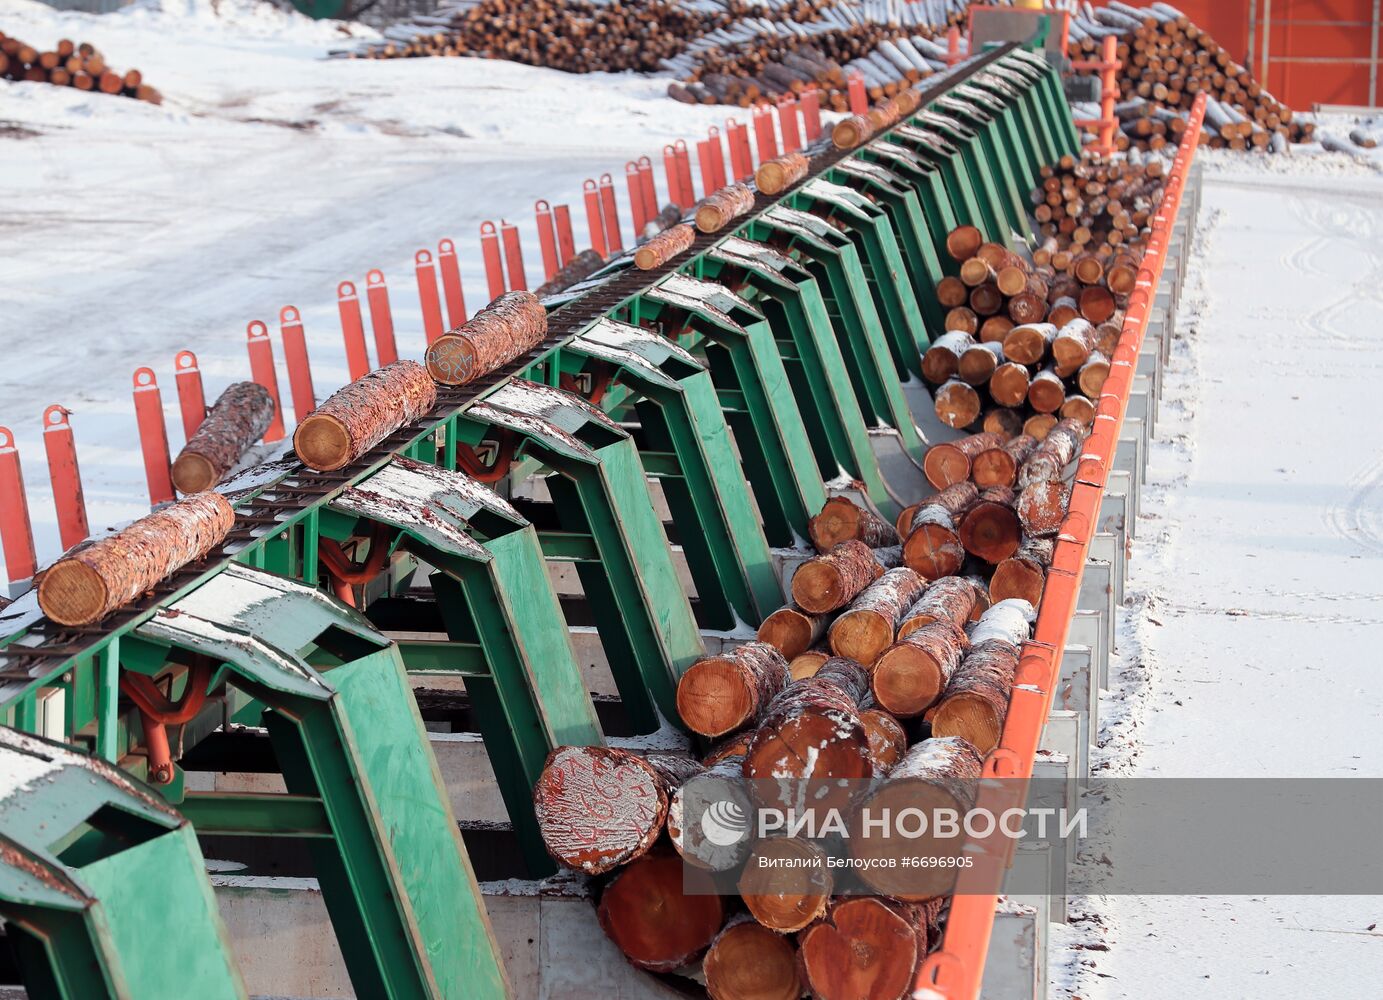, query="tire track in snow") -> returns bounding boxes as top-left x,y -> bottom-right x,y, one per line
1323,452 -> 1383,557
